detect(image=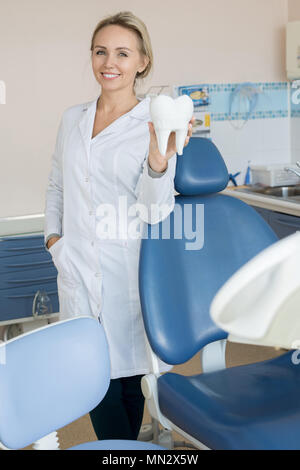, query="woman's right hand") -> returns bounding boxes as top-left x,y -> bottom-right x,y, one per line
47,236 -> 61,250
